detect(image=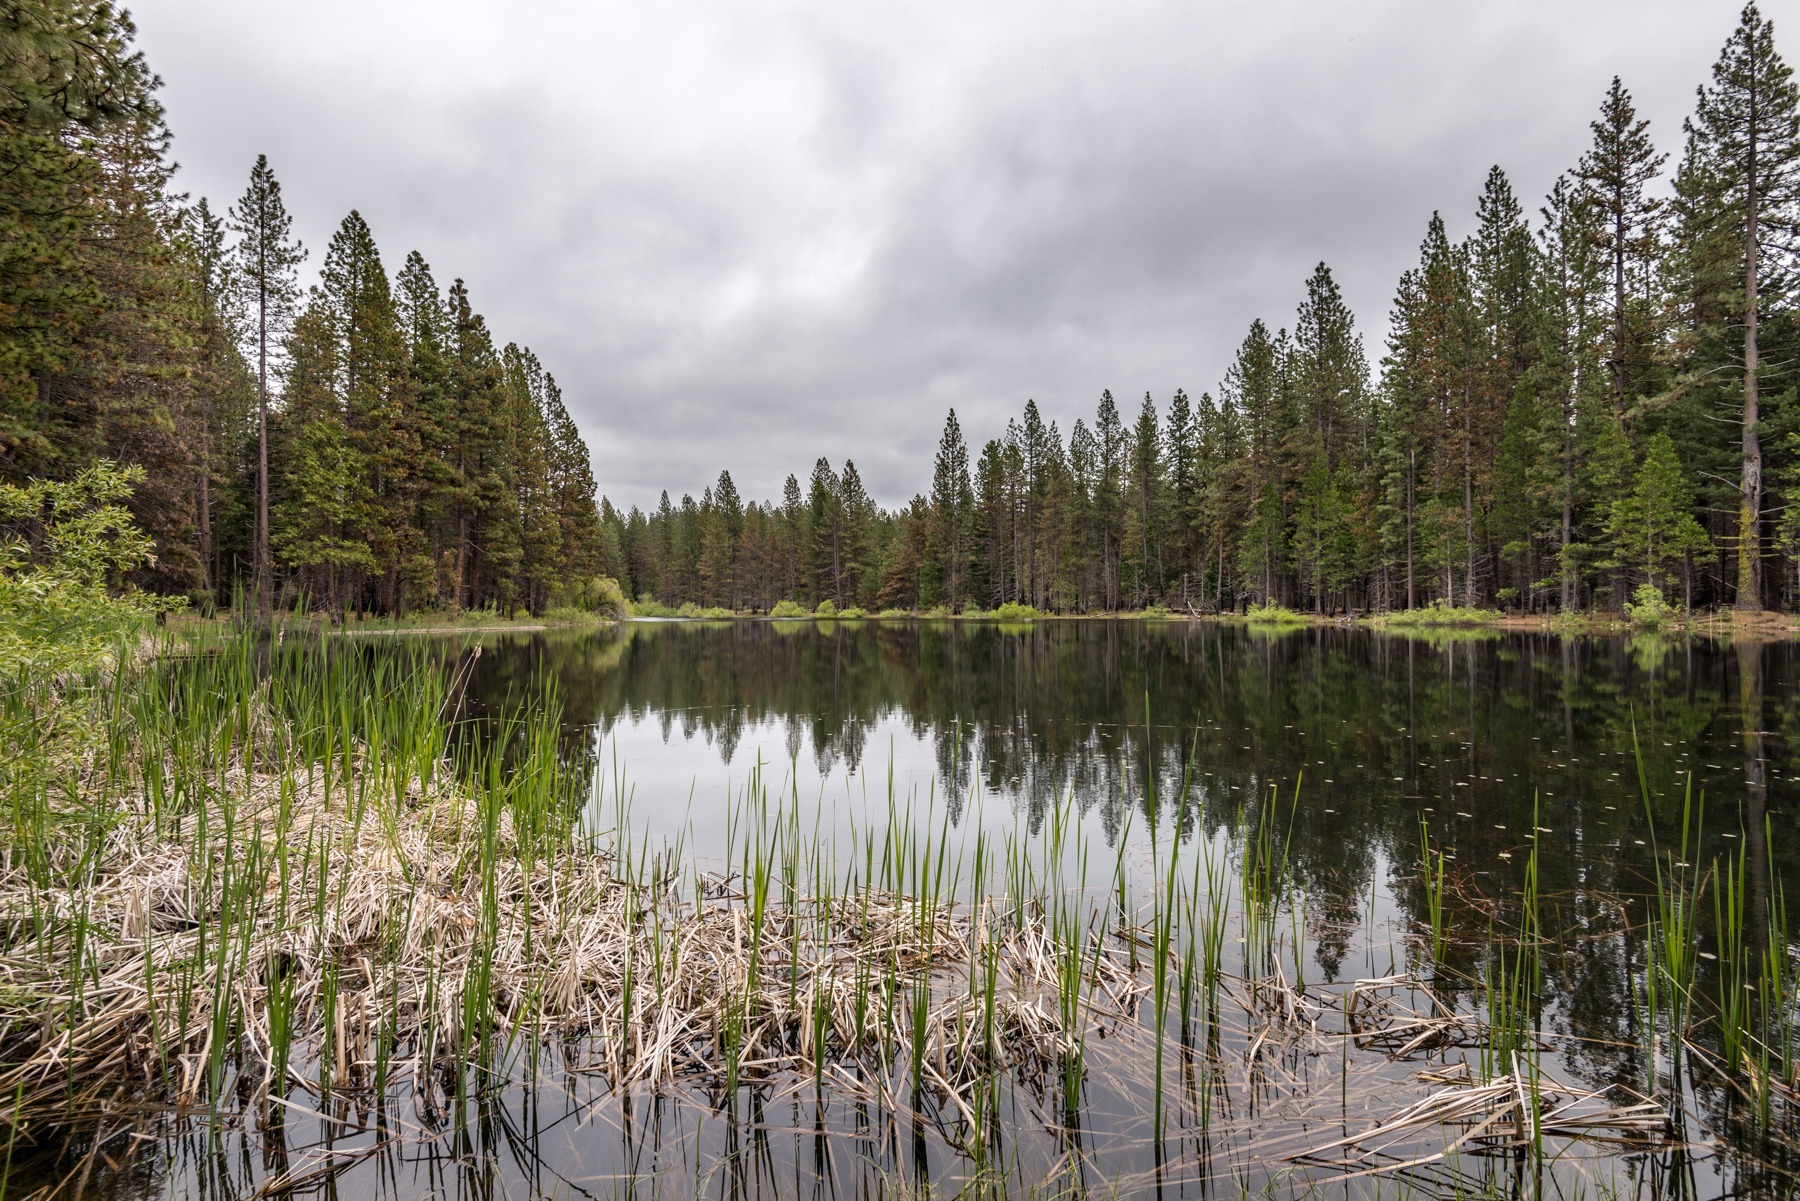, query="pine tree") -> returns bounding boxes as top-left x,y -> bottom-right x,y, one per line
1125,392 -> 1162,605
1604,432 -> 1712,601
444,279 -> 510,609
1681,3 -> 1800,609
310,210 -> 405,611
541,370 -> 604,590
228,155 -> 305,625
1534,174 -> 1606,611
59,98 -> 203,593
808,457 -> 842,606
501,344 -> 562,613
273,304 -> 371,619
178,196 -> 250,602
928,409 -> 972,609
1576,78 -> 1667,415
838,460 -> 875,607
1292,262 -> 1369,473
780,473 -> 804,601
1224,323 -> 1283,602
1093,391 -> 1125,609
1164,388 -> 1197,592
0,0 -> 147,477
